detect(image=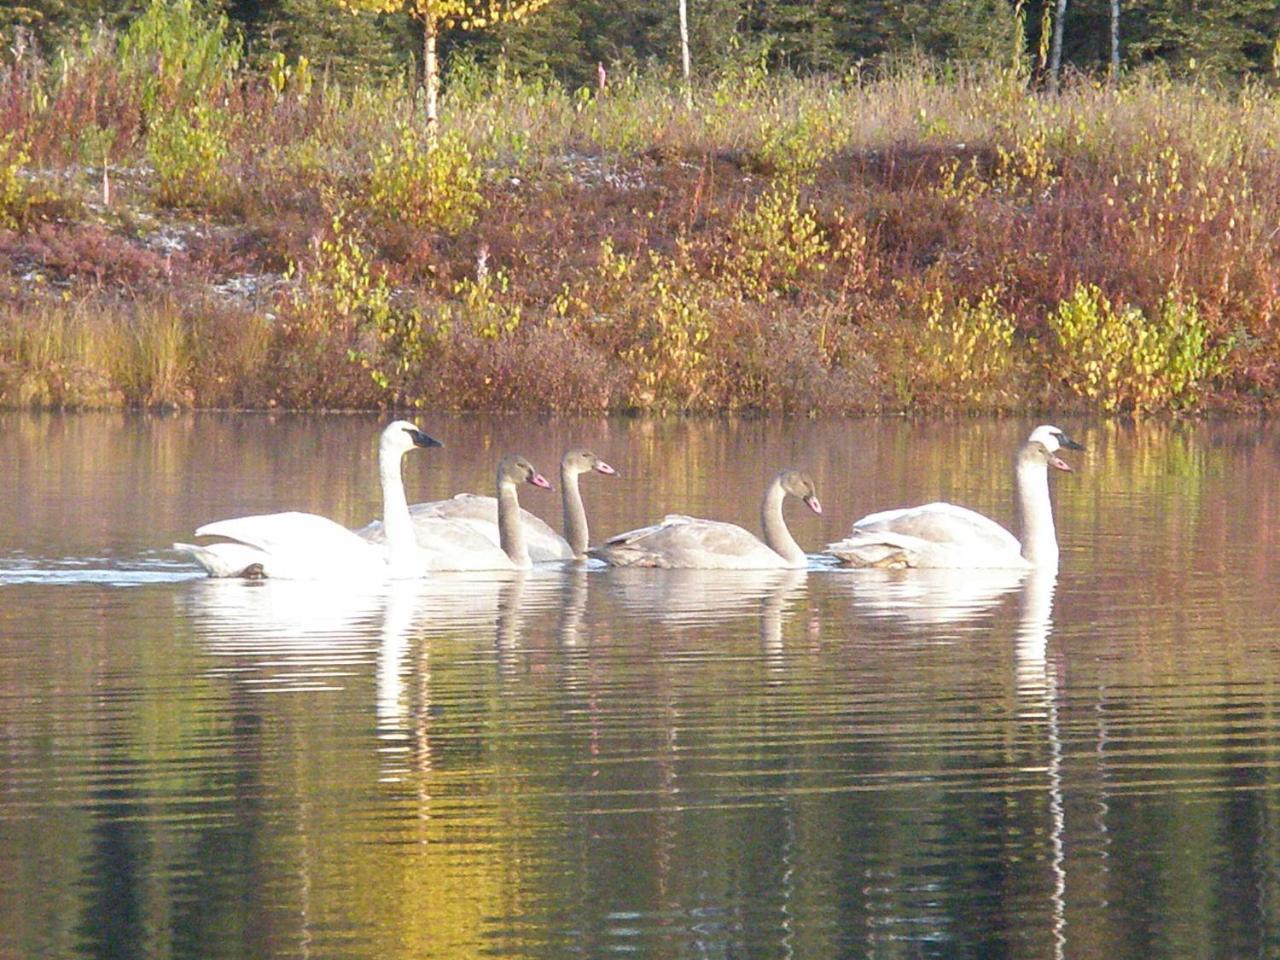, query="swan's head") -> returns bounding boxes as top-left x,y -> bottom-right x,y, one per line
1027,425 -> 1084,455
1021,440 -> 1074,473
562,448 -> 617,477
498,455 -> 553,491
780,470 -> 823,515
383,419 -> 443,453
